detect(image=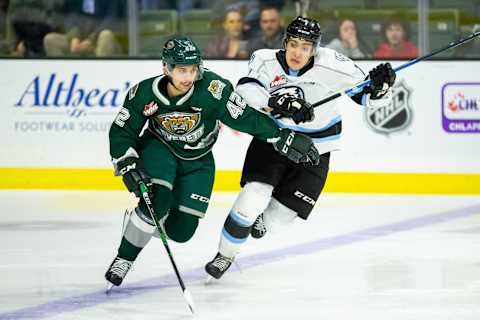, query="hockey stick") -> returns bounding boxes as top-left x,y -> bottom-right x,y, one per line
312,31 -> 480,108
139,182 -> 195,314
